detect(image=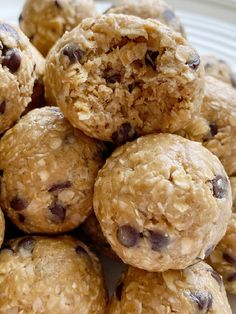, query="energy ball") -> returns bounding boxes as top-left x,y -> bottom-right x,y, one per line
108,263 -> 231,314
208,214 -> 236,295
0,107 -> 106,234
82,213 -> 117,259
0,236 -> 107,313
45,14 -> 204,144
0,22 -> 37,134
94,134 -> 232,272
106,0 -> 186,37
19,0 -> 96,56
179,76 -> 236,176
202,55 -> 236,88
